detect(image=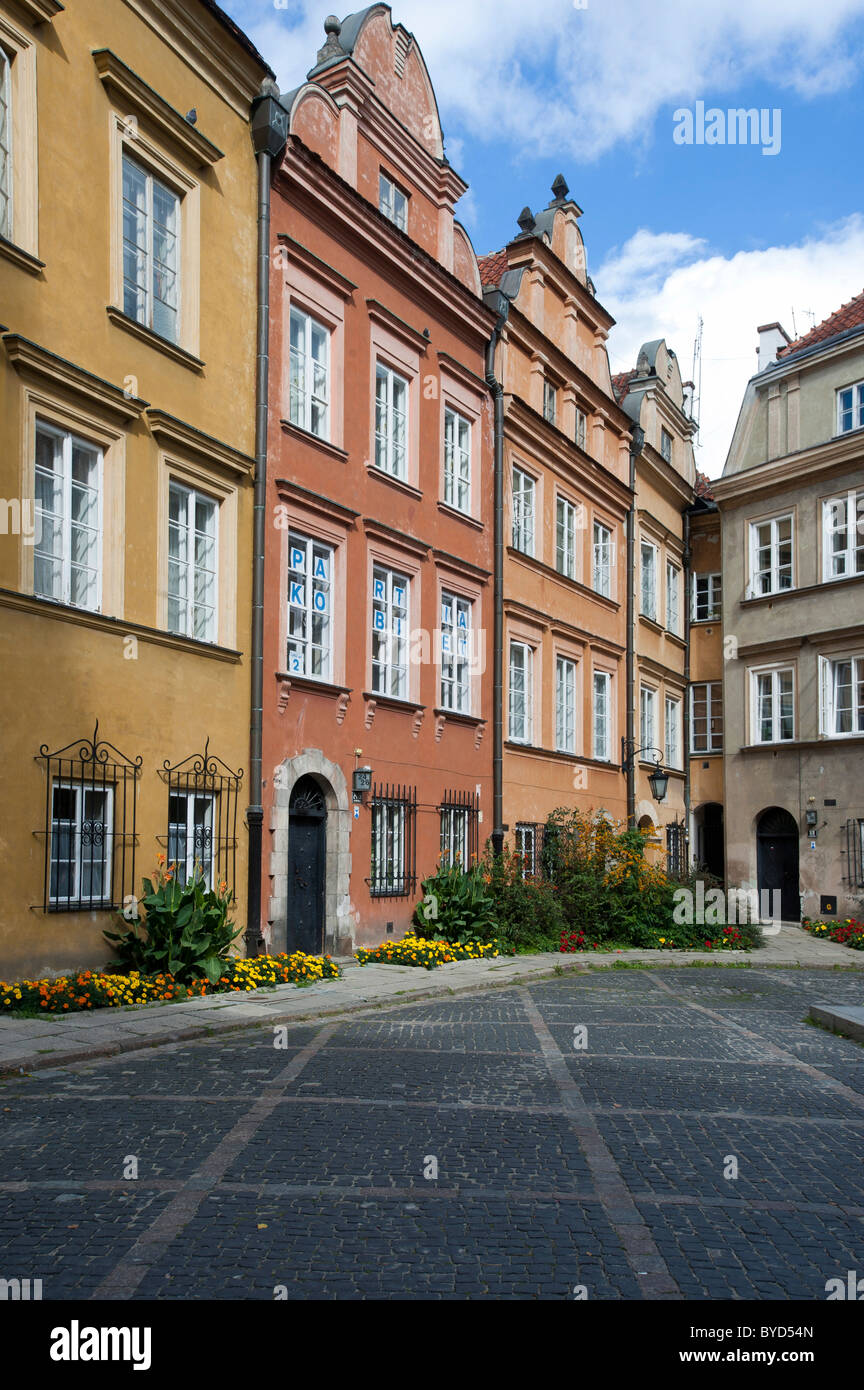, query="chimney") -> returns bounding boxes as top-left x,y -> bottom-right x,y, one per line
756,322 -> 791,372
